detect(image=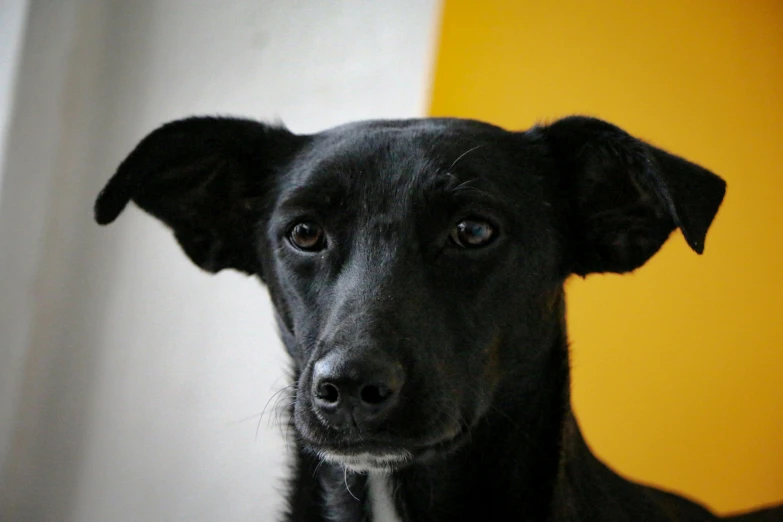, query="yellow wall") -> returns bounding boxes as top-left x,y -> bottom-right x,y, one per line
429,0 -> 782,514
